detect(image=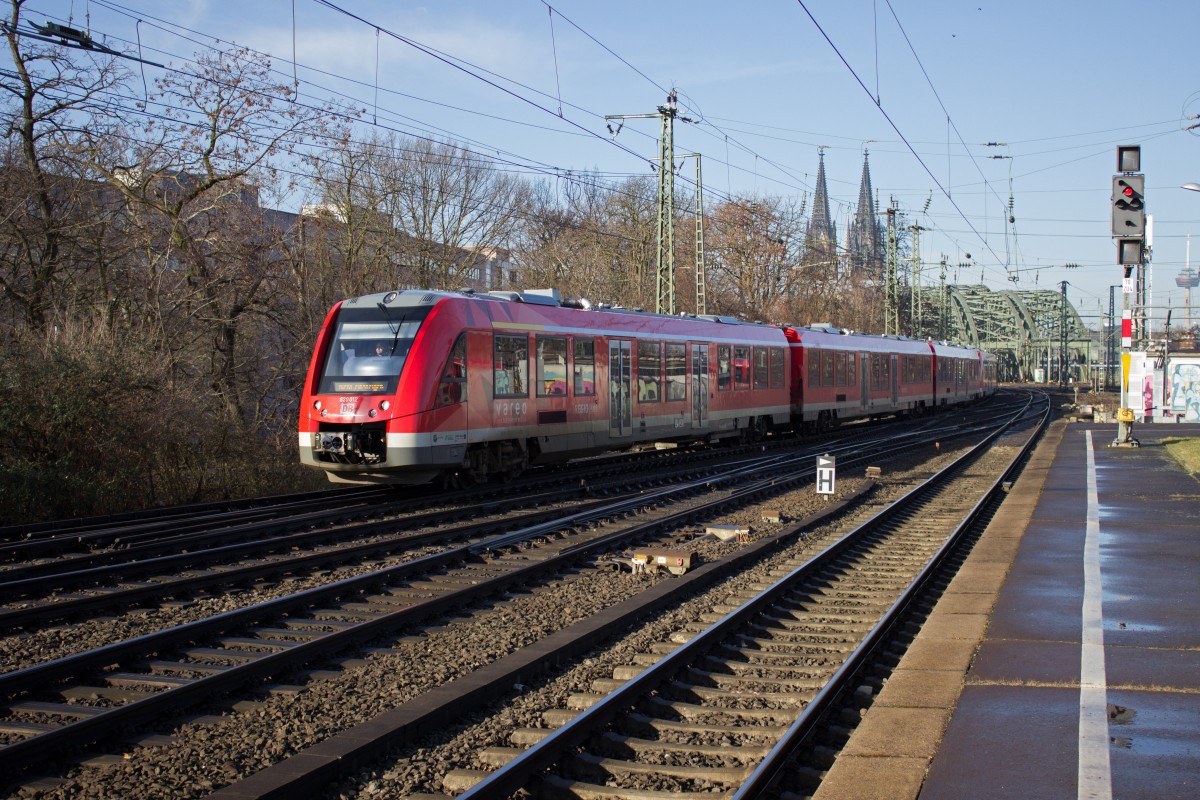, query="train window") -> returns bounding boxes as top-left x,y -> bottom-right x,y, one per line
637,340 -> 662,402
316,304 -> 432,395
717,345 -> 732,391
493,334 -> 528,398
821,350 -> 835,388
752,347 -> 770,390
573,338 -> 595,396
808,349 -> 820,389
848,353 -> 857,387
536,336 -> 568,397
435,334 -> 468,407
770,347 -> 785,388
733,346 -> 751,390
835,352 -> 847,387
881,356 -> 891,388
666,343 -> 687,401
870,354 -> 882,391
